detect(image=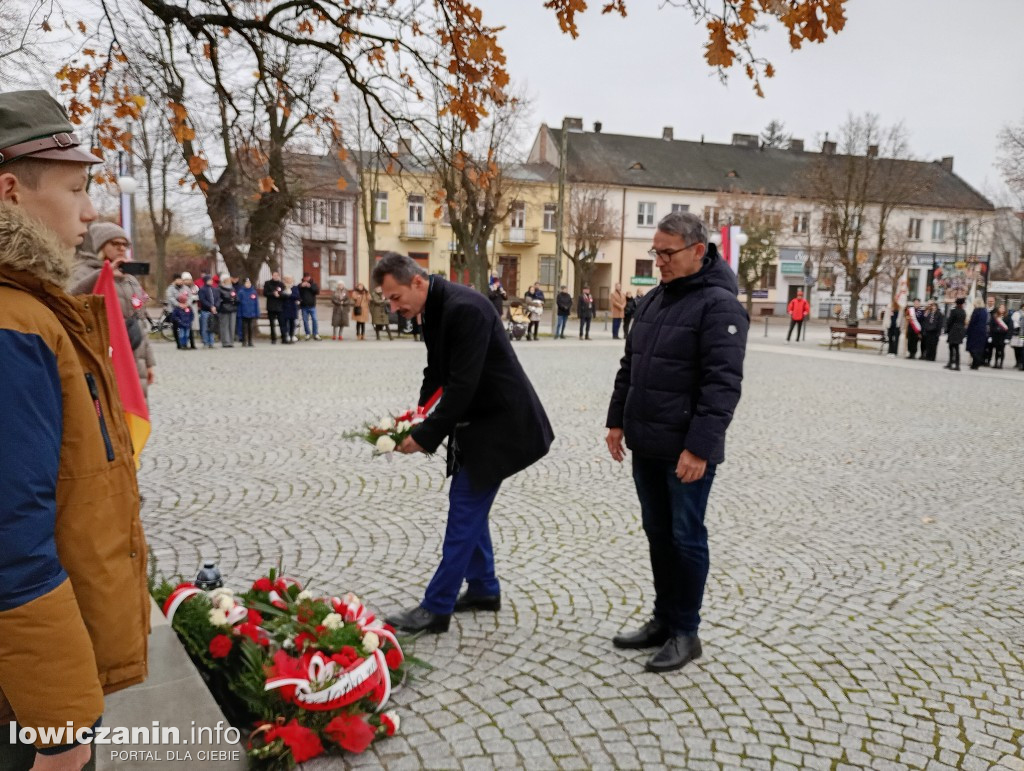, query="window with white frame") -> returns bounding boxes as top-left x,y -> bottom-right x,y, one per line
931,219 -> 946,242
703,206 -> 720,228
543,203 -> 557,231
510,201 -> 526,229
297,200 -> 311,225
637,201 -> 656,227
907,217 -> 922,240
314,199 -> 326,226
538,256 -> 557,292
407,194 -> 424,223
792,212 -> 809,235
671,203 -> 689,214
328,200 -> 345,227
954,219 -> 968,245
373,192 -> 388,222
